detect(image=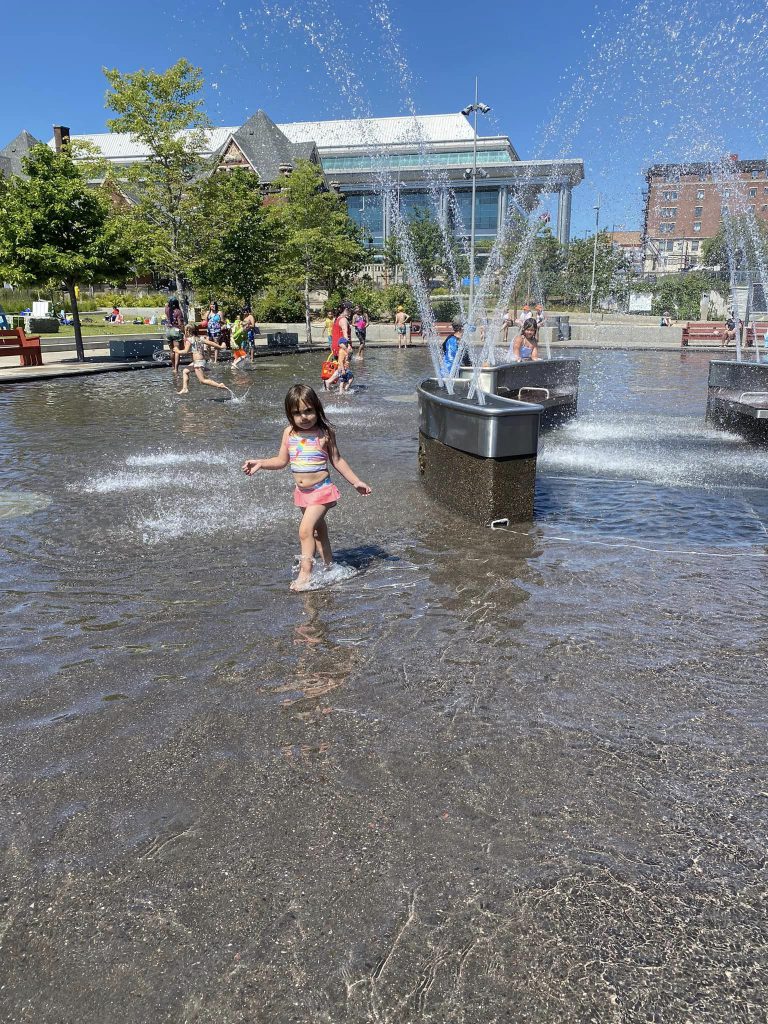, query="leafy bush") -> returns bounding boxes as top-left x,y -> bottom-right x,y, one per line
380,284 -> 416,321
344,283 -> 385,321
648,272 -> 726,321
255,284 -> 304,322
431,296 -> 461,322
